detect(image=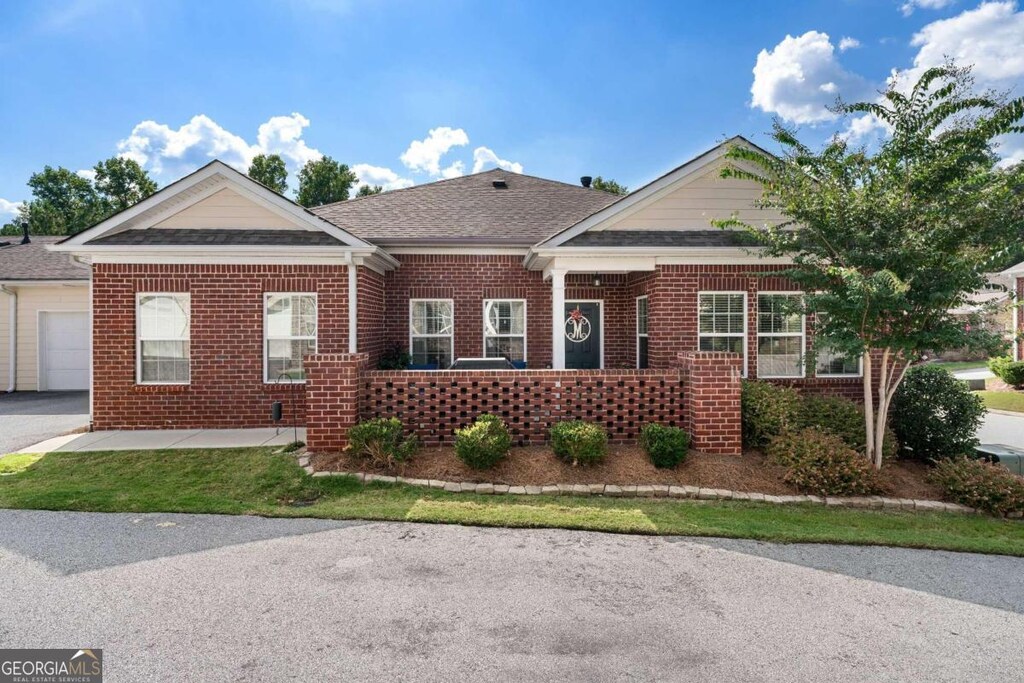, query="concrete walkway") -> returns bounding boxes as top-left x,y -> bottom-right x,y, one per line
18,427 -> 306,453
